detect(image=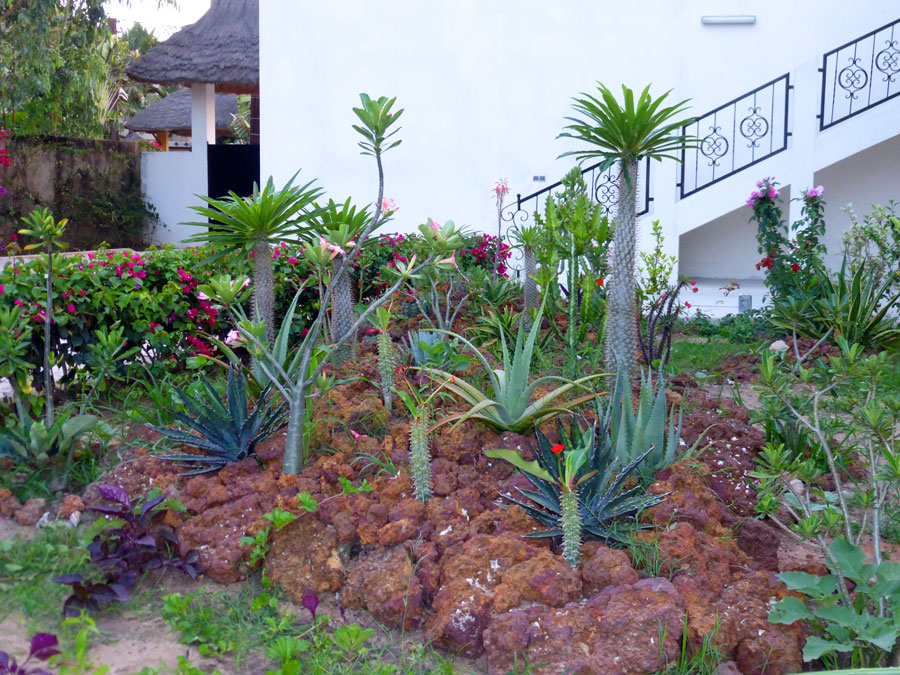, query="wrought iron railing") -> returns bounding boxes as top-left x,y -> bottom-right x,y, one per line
678,74 -> 791,198
501,157 -> 651,258
819,18 -> 900,130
